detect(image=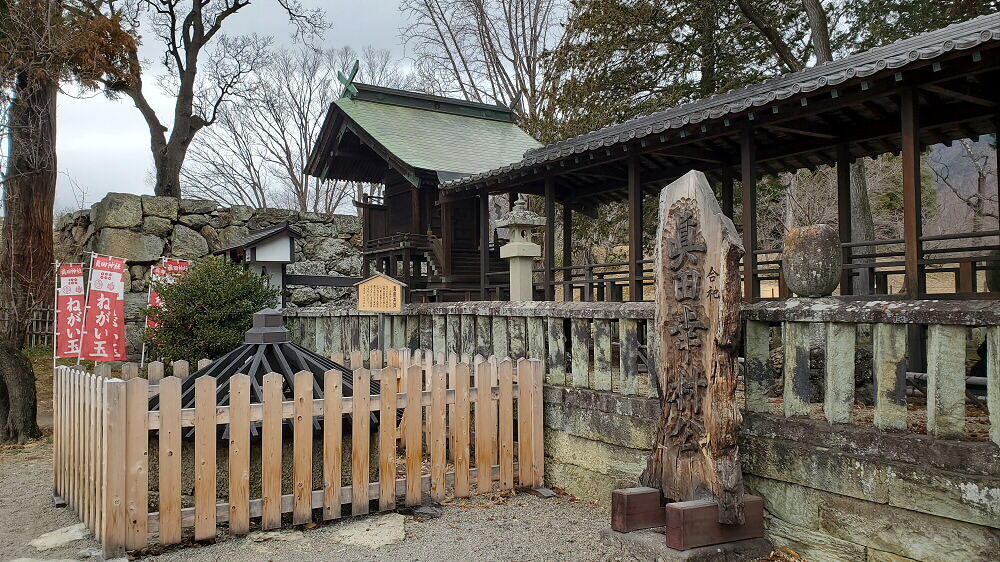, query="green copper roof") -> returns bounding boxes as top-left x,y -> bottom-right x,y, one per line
334,94 -> 541,175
